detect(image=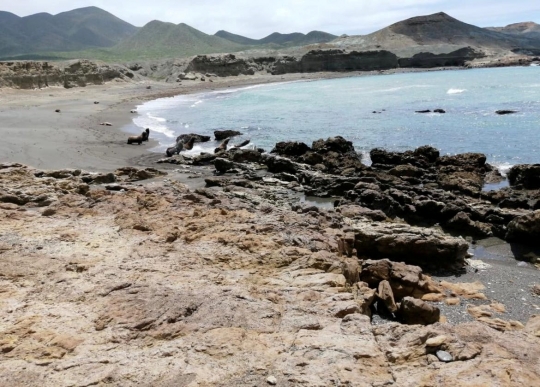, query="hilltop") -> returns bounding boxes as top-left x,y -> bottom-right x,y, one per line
487,22 -> 540,40
331,12 -> 540,56
215,30 -> 337,47
0,6 -> 138,57
112,21 -> 246,60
